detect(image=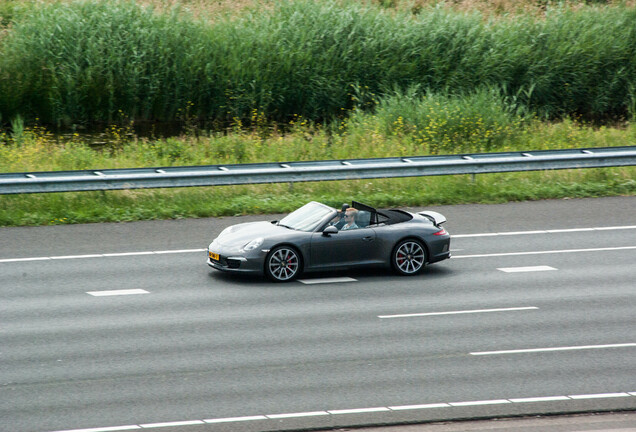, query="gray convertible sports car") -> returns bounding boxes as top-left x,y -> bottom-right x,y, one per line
207,201 -> 451,282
